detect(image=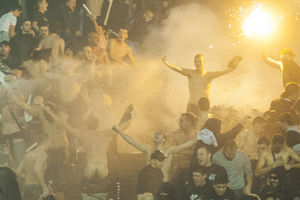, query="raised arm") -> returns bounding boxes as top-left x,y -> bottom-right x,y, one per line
262,51 -> 282,71
166,139 -> 197,155
208,56 -> 242,79
162,56 -> 192,76
112,126 -> 150,154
